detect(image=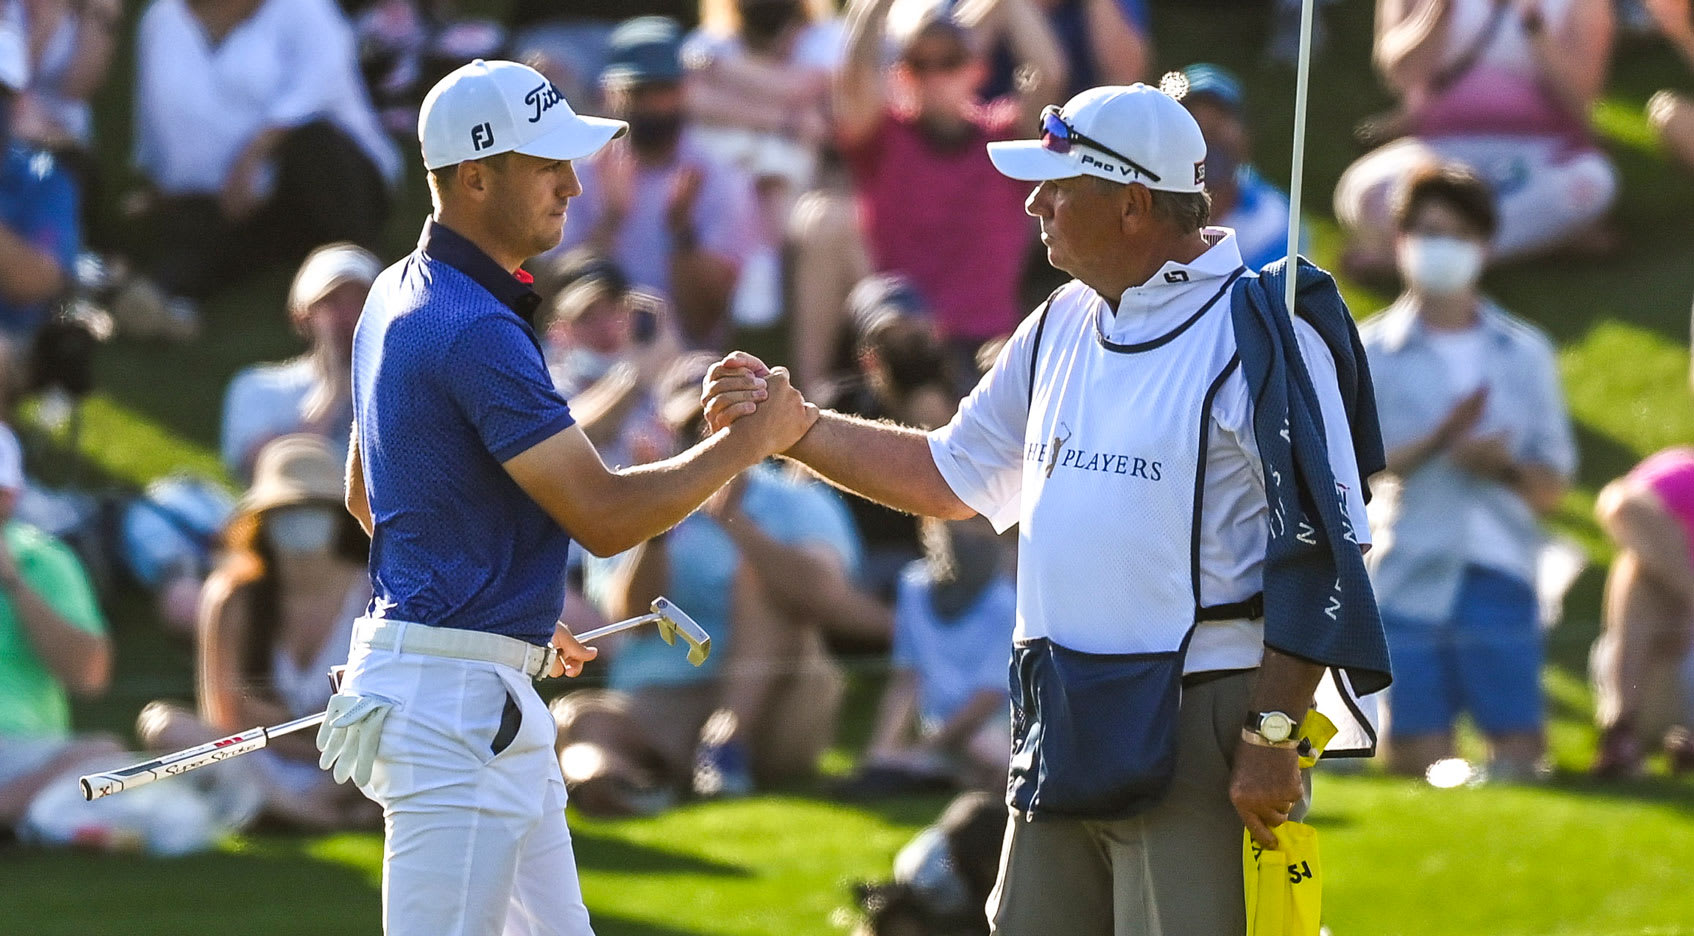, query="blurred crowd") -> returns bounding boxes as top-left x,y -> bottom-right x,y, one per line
1,0 -> 1693,929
